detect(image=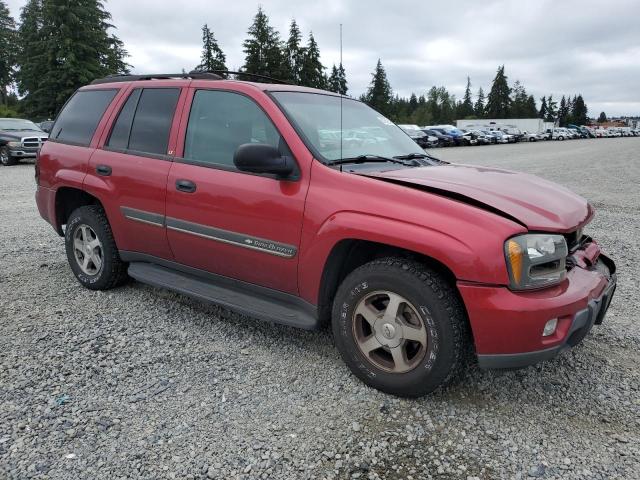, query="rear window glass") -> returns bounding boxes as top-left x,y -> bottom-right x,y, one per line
128,88 -> 180,155
50,89 -> 118,146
